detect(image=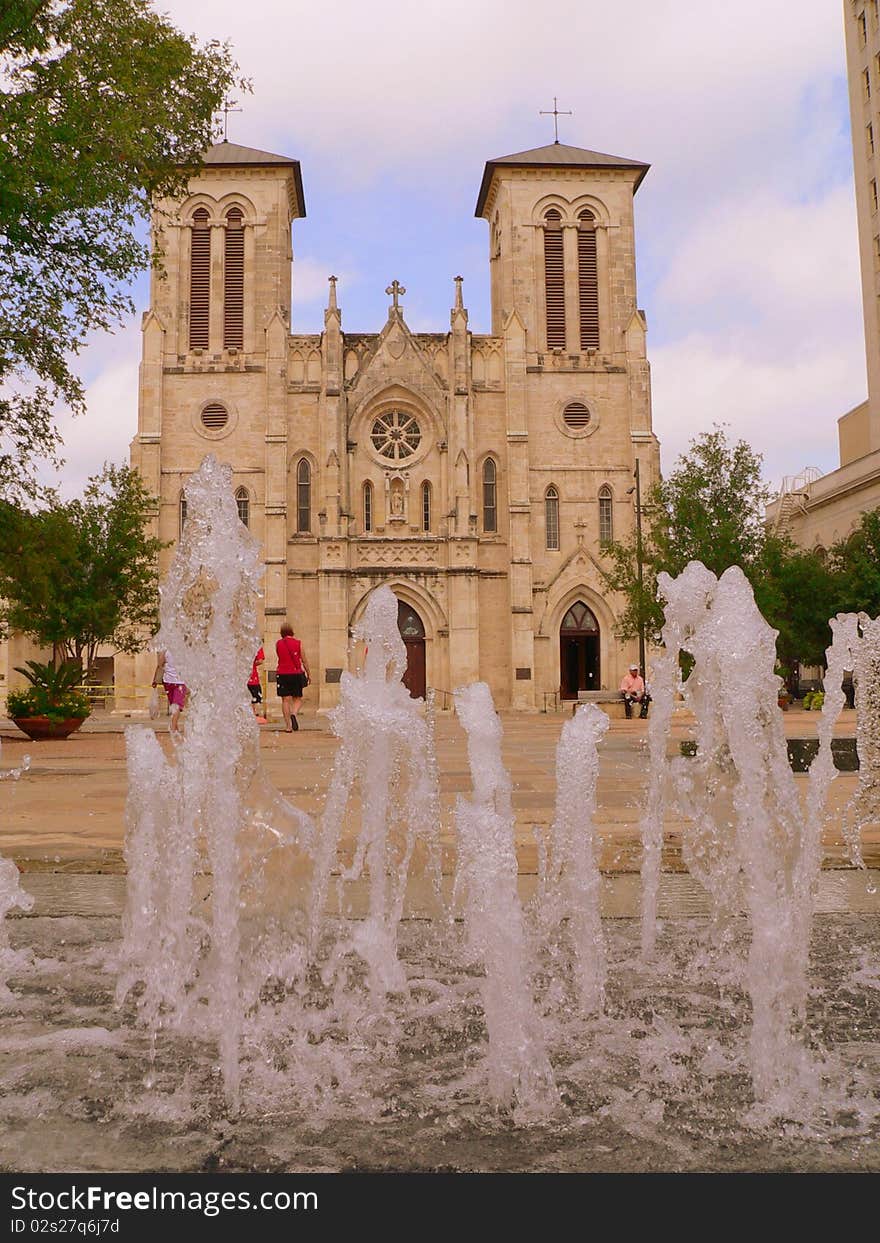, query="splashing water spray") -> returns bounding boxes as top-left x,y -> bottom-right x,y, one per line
640,564 -> 864,1110
99,458 -> 878,1130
